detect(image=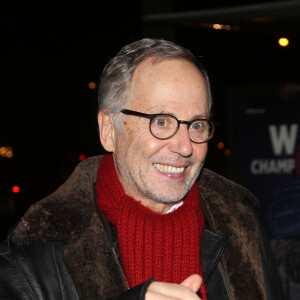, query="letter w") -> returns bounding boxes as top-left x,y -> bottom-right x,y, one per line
269,124 -> 298,155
